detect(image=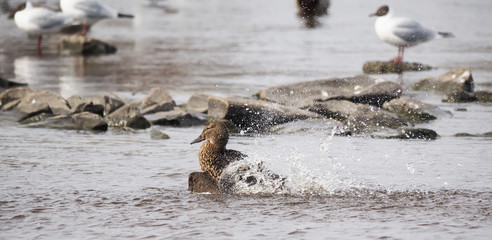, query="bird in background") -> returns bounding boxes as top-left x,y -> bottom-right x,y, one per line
14,1 -> 75,56
370,5 -> 454,64
60,0 -> 134,36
